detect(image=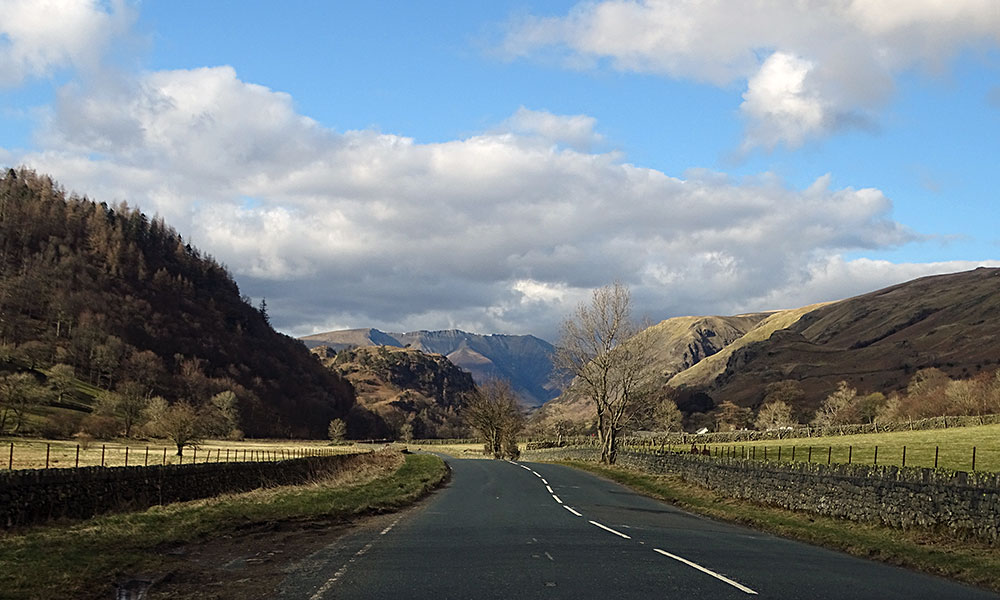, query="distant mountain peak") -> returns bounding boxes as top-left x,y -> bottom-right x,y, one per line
300,328 -> 559,407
